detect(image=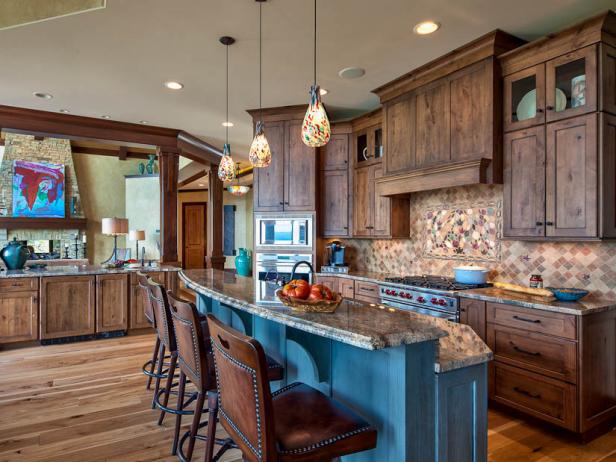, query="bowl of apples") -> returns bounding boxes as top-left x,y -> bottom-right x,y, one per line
276,279 -> 343,313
